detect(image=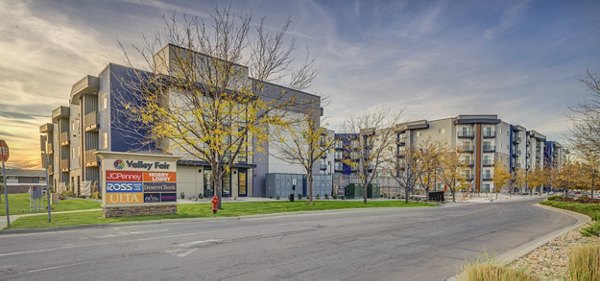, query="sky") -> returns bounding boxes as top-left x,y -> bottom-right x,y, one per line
0,0 -> 599,169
